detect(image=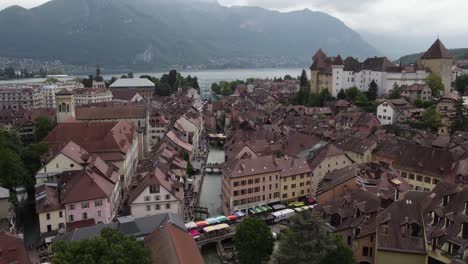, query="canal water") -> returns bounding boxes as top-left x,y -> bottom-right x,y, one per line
199,145 -> 225,263
198,146 -> 225,216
